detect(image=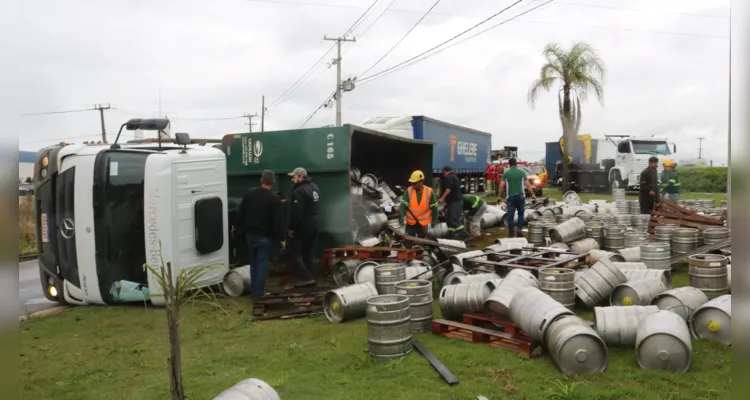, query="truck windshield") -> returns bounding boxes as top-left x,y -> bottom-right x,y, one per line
631,141 -> 671,155
93,151 -> 150,301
